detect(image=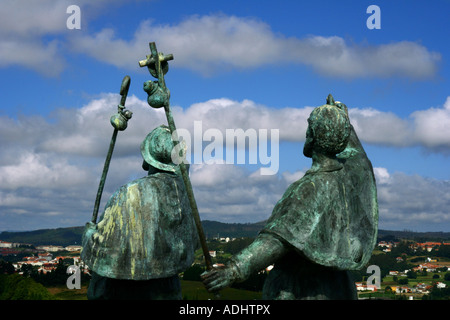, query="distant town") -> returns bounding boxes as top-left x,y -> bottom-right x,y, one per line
356,240 -> 450,299
1,236 -> 450,300
0,241 -> 87,276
